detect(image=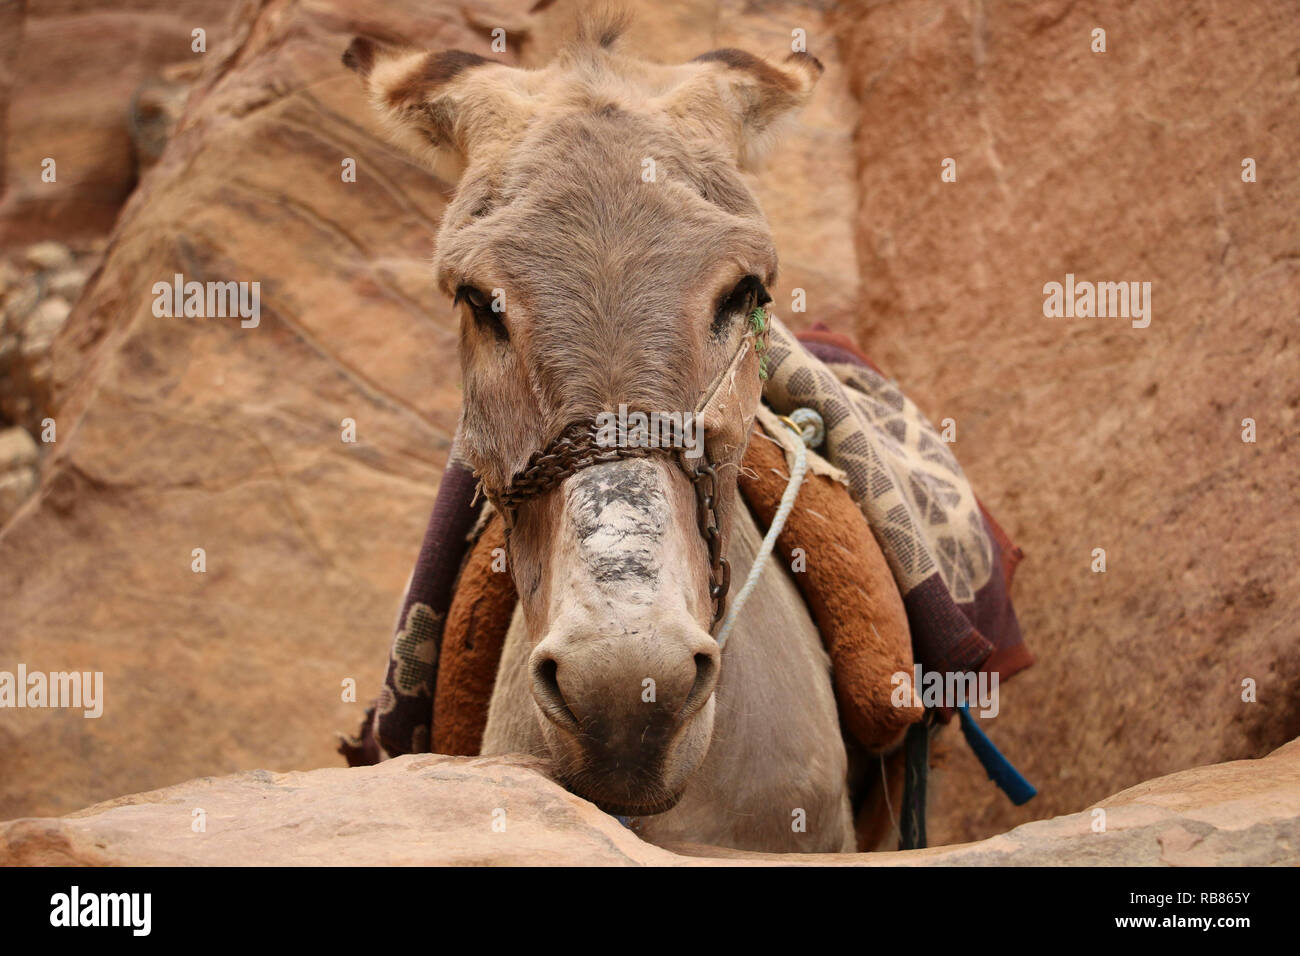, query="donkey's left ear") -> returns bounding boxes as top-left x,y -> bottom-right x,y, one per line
668,49 -> 824,169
